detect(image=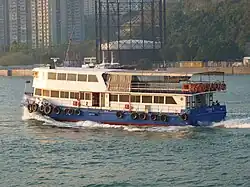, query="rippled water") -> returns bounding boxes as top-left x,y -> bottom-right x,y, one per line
0,76 -> 250,187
